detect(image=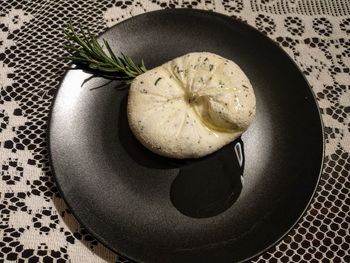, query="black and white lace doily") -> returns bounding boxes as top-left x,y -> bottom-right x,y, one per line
0,0 -> 349,262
